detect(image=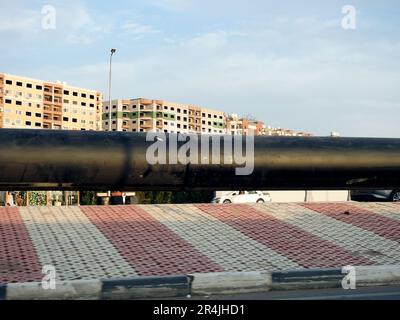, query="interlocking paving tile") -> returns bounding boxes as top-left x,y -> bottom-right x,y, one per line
81,206 -> 222,276
253,203 -> 400,265
144,204 -> 300,272
350,202 -> 400,222
303,203 -> 400,244
196,204 -> 370,269
0,208 -> 42,283
1,202 -> 400,284
19,206 -> 137,281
